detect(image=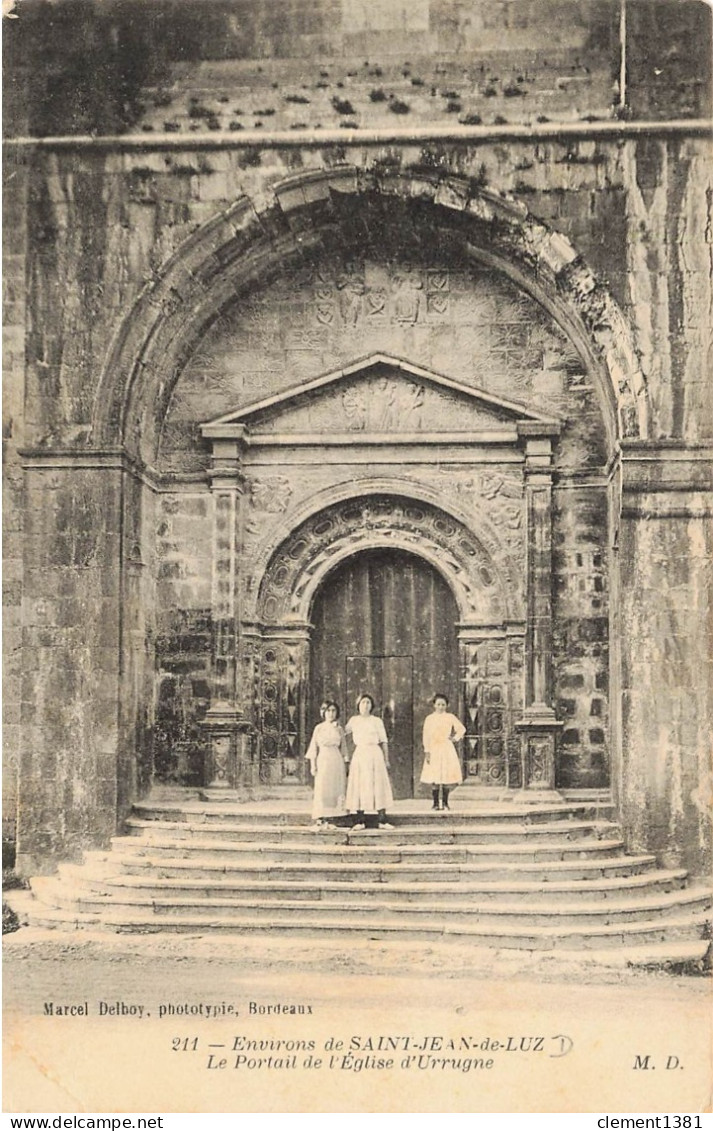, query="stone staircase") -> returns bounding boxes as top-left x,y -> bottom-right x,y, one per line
27,793 -> 712,962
